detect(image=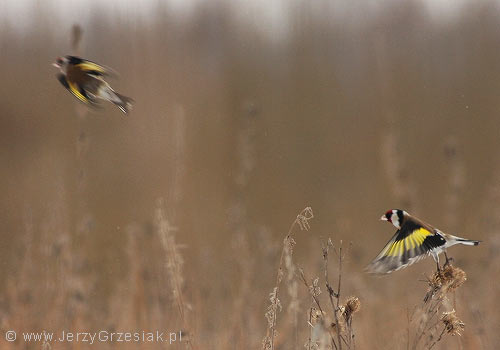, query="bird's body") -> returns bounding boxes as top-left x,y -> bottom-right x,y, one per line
366,209 -> 480,274
53,56 -> 133,114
